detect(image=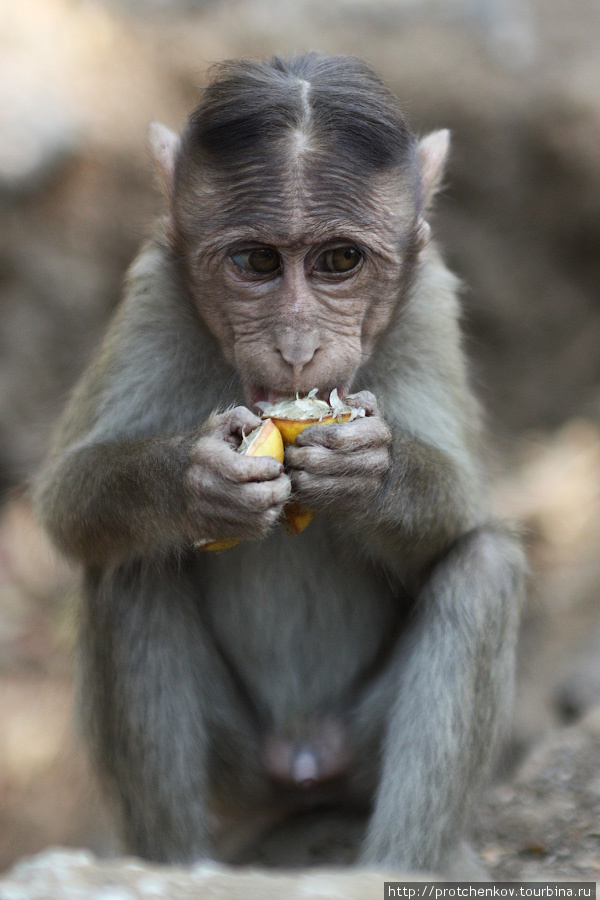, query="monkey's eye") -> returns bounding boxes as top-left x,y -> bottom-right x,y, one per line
314,246 -> 362,275
231,247 -> 281,275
